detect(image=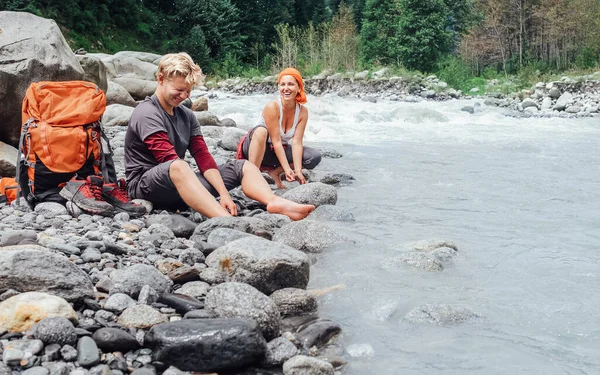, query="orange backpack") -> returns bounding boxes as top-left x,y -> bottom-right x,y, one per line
14,81 -> 114,208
